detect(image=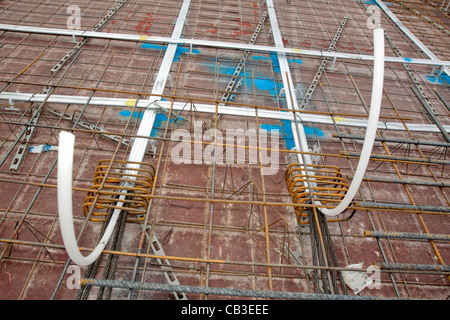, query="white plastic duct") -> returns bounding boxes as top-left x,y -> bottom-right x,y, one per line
319,28 -> 385,216
57,131 -> 123,266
